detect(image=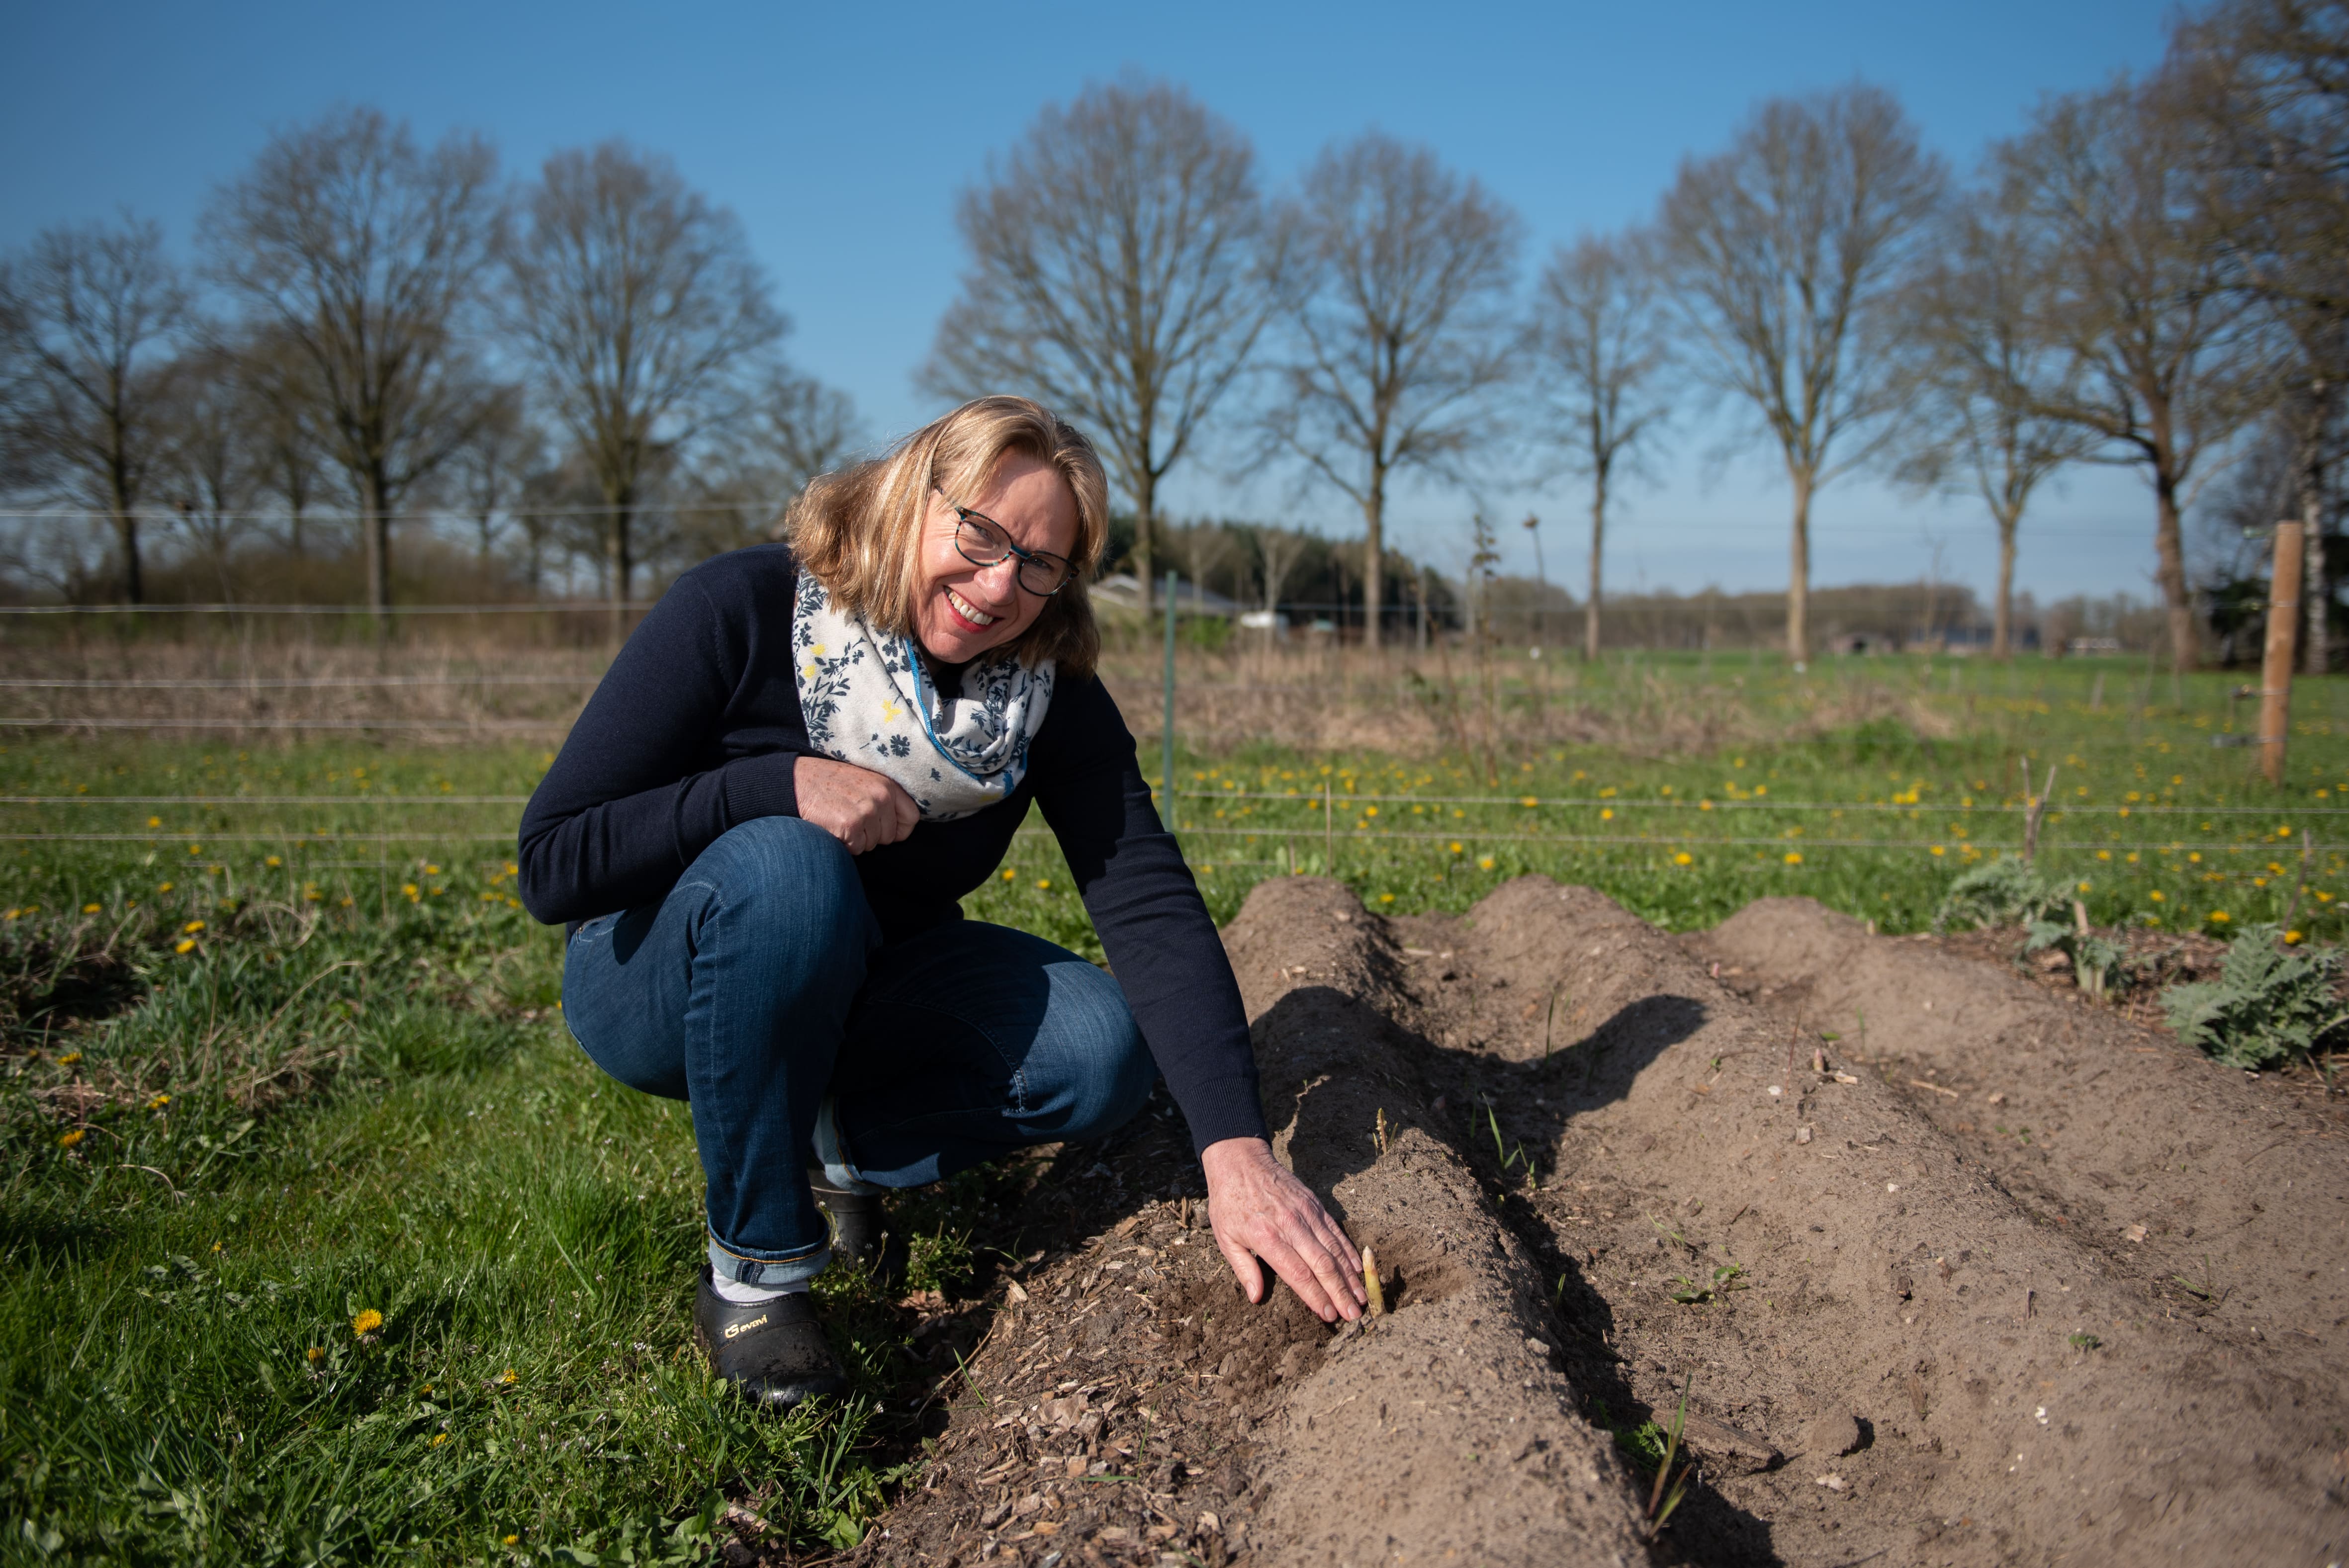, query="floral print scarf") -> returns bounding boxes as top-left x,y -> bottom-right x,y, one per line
790,573 -> 1054,820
